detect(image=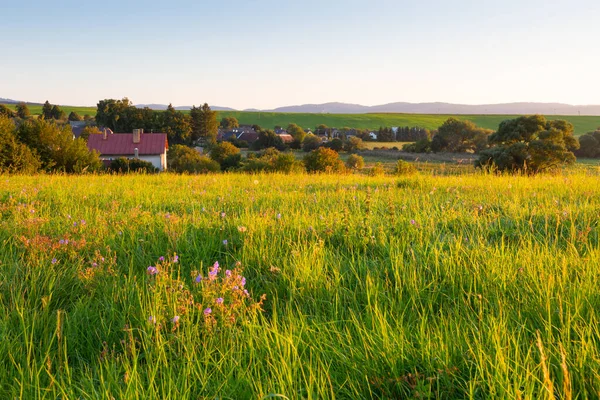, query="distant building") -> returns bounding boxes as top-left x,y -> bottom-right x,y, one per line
87,129 -> 168,171
277,133 -> 294,144
218,126 -> 259,144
